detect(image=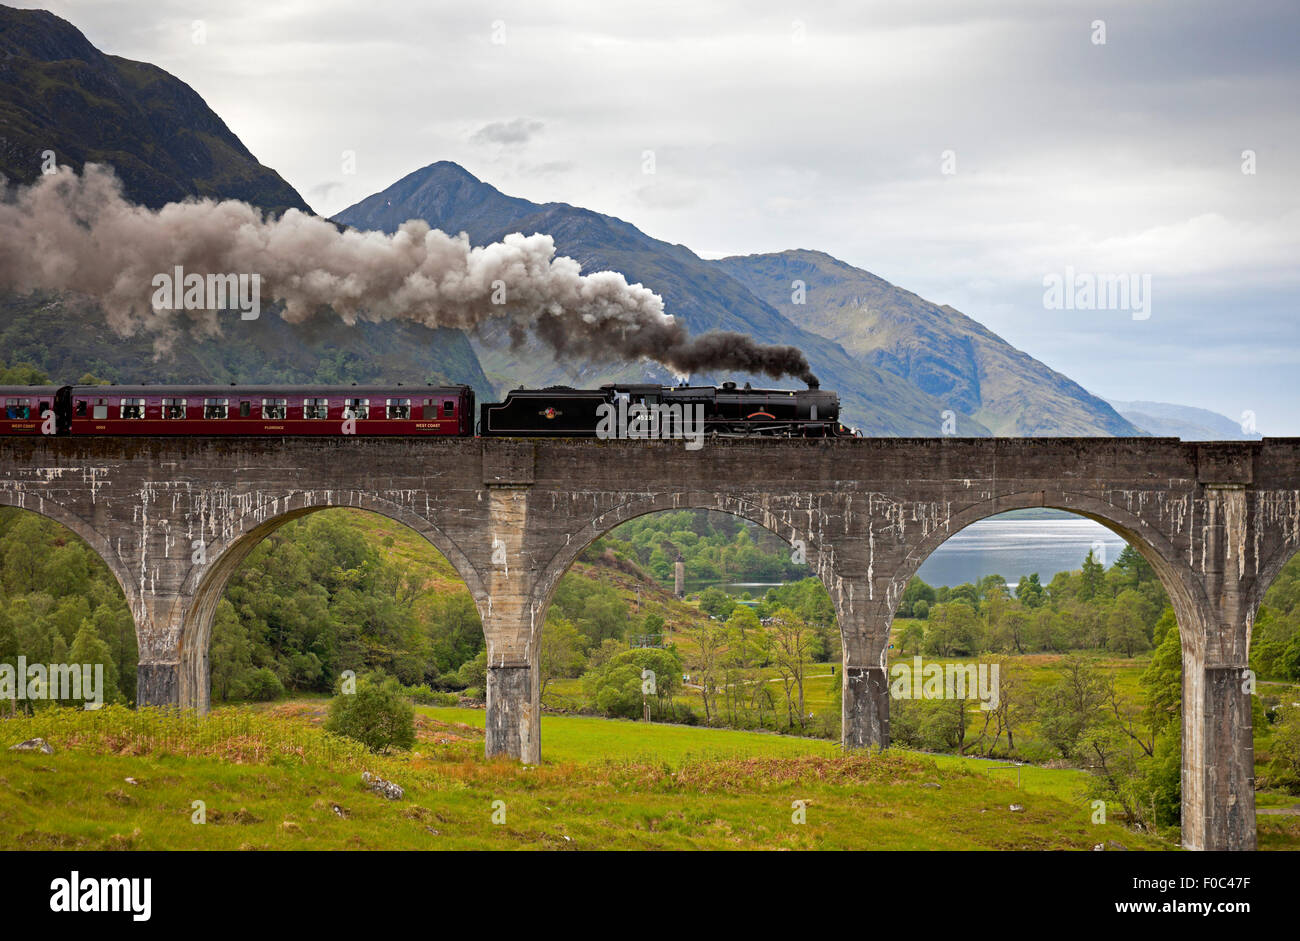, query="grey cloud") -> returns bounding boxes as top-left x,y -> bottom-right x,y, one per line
471,118 -> 545,147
